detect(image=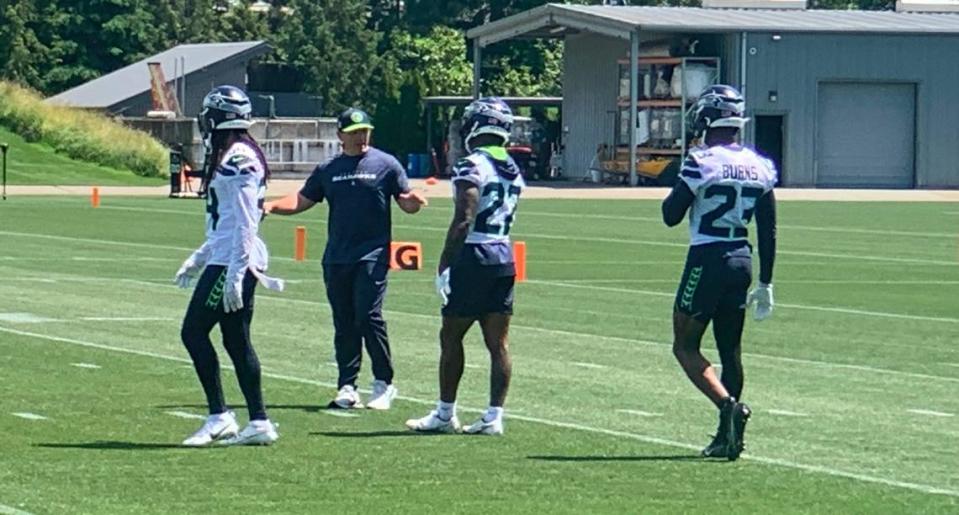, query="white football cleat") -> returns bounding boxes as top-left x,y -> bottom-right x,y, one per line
182,411 -> 239,446
405,410 -> 461,433
331,385 -> 363,409
366,380 -> 397,410
220,419 -> 279,446
463,416 -> 504,436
